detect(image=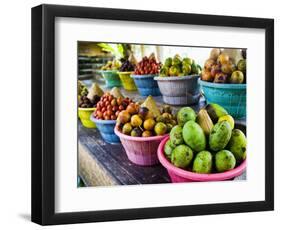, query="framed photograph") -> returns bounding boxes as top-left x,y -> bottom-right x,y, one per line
31,4 -> 274,225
